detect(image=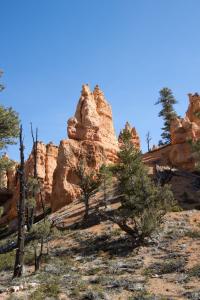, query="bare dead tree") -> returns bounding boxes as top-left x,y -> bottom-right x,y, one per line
13,125 -> 26,278
146,131 -> 152,152
31,124 -> 48,271
26,124 -> 38,231
30,123 -> 46,218
30,122 -> 38,178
